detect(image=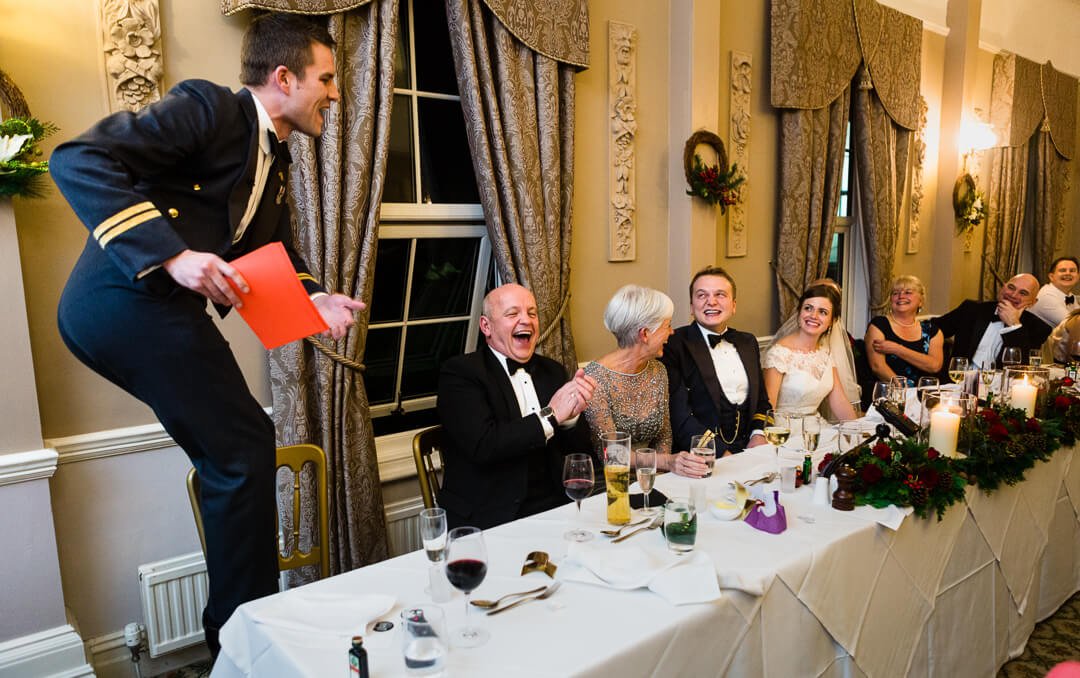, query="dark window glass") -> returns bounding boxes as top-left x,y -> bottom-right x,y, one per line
838,123 -> 852,217
400,321 -> 468,399
370,239 -> 411,323
393,5 -> 411,89
384,94 -> 416,203
413,2 -> 457,95
418,98 -> 479,203
409,238 -> 479,319
364,327 -> 402,405
372,408 -> 439,437
826,232 -> 844,284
